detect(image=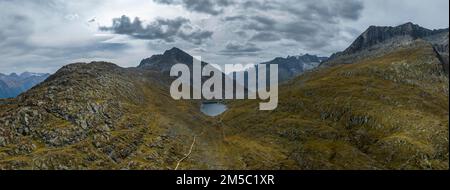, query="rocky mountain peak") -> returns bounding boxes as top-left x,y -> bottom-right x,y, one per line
164,47 -> 189,56
344,22 -> 439,55
322,23 -> 449,68
8,73 -> 19,78
138,47 -> 197,73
